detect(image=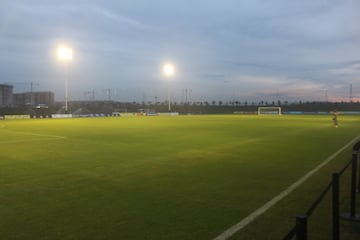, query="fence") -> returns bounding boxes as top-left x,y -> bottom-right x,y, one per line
283,141 -> 360,240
